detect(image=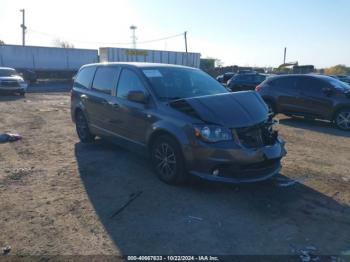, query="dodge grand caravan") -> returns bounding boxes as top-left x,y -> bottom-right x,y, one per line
71,63 -> 286,185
